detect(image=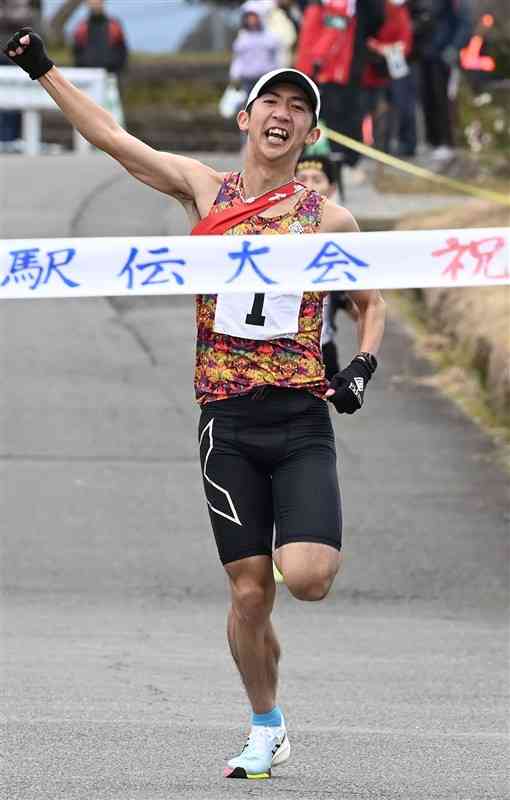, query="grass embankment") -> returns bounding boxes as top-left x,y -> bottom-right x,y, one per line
390,200 -> 510,465
374,156 -> 510,198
